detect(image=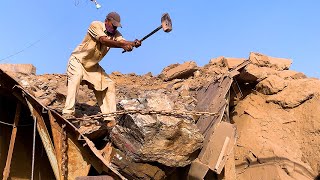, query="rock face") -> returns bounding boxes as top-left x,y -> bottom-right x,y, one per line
111,91 -> 204,167
233,55 -> 320,179
266,79 -> 317,108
